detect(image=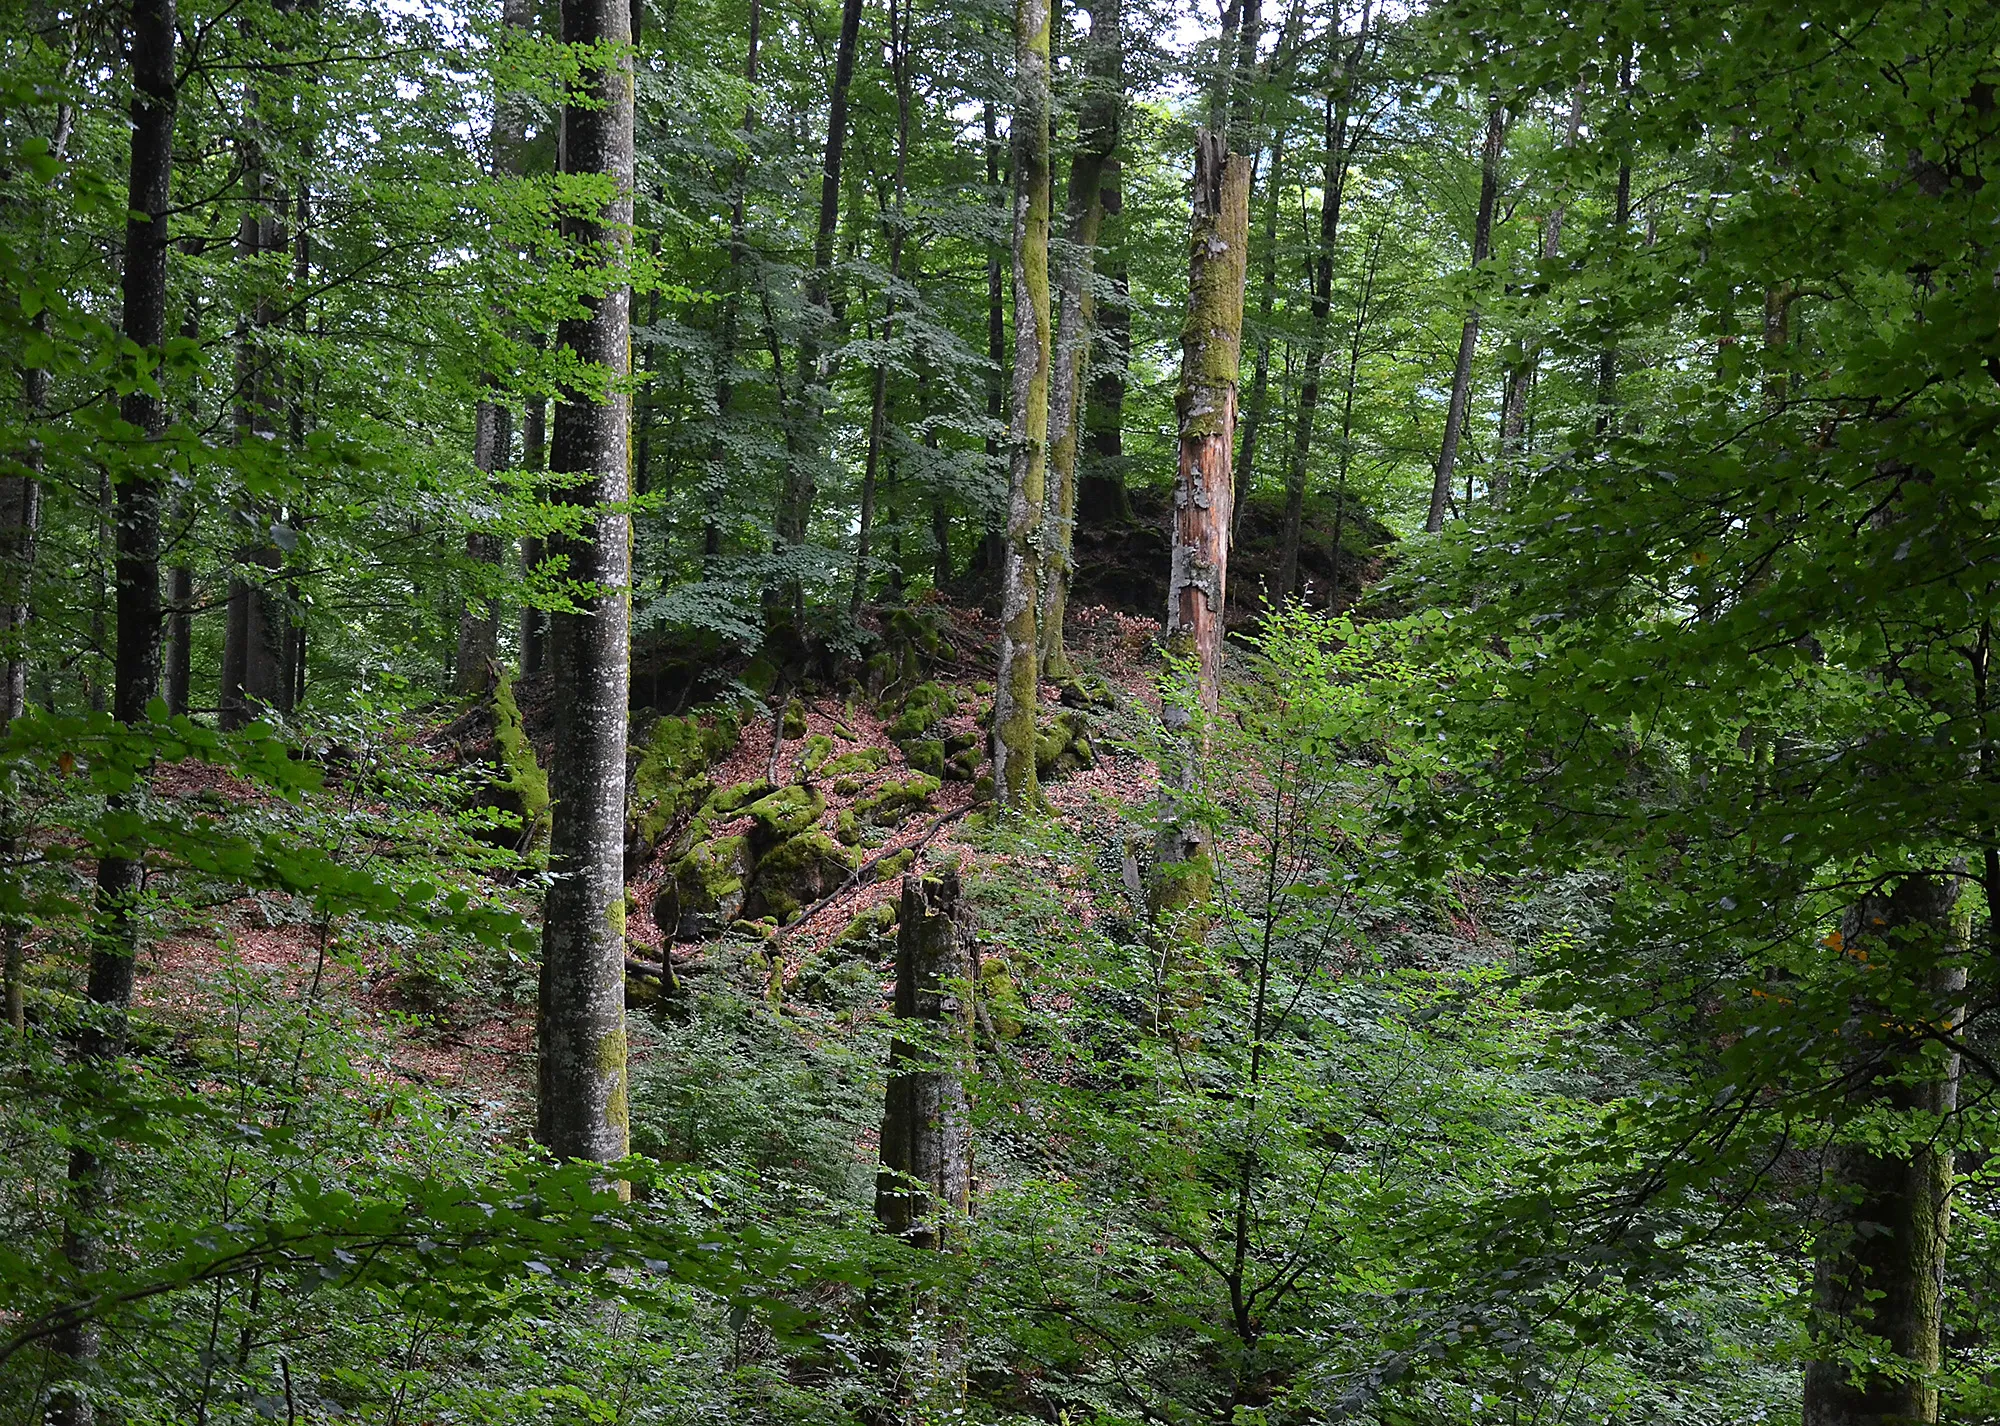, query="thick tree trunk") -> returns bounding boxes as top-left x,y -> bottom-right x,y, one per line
1803,875 -> 1965,1426
1038,0 -> 1121,676
876,869 -> 976,1244
778,0 -> 865,549
1423,99 -> 1505,534
55,1 -> 174,1415
990,0 -> 1053,809
536,0 -> 634,1168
